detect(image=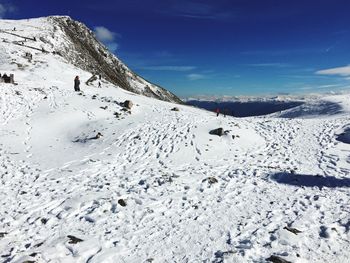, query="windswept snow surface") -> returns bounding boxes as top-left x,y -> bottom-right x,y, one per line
1,18 -> 350,263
